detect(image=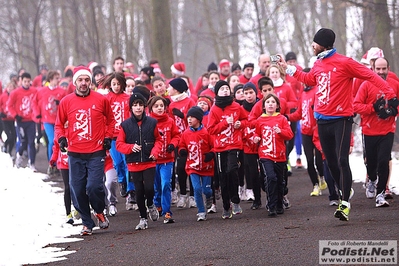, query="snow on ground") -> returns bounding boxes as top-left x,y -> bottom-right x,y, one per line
0,150 -> 398,265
